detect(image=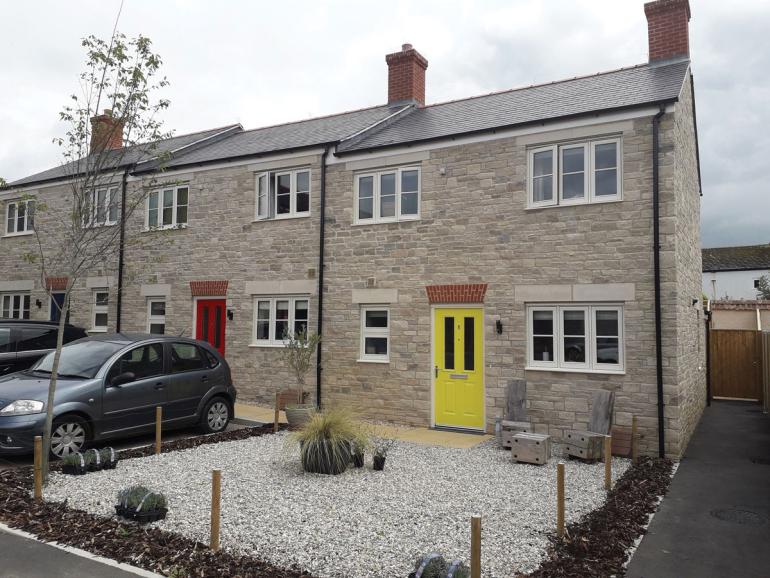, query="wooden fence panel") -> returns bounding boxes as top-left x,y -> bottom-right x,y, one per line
709,330 -> 763,401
